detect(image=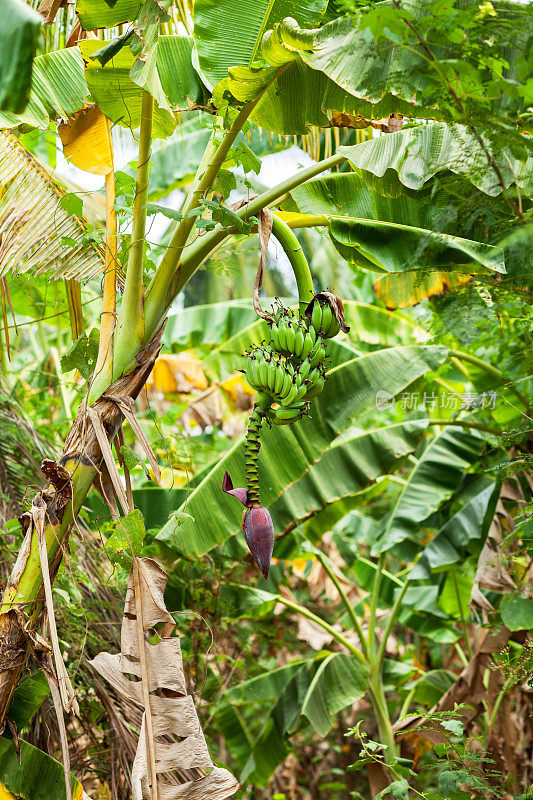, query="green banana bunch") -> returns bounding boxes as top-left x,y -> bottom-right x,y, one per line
310,298 -> 341,339
246,294 -> 345,434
